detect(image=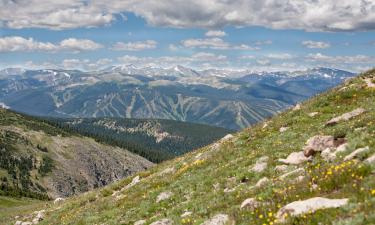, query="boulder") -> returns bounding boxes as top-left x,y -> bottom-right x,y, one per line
15,221 -> 22,225
181,211 -> 193,218
279,168 -> 305,180
321,148 -> 337,162
240,198 -> 260,210
200,214 -> 231,225
365,154 -> 375,164
278,152 -> 311,165
150,219 -> 173,225
53,198 -> 65,204
134,220 -> 146,225
251,156 -> 269,173
344,146 -> 370,161
303,135 -> 337,157
276,197 -> 348,223
325,108 -> 366,126
255,177 -> 269,188
308,112 -> 319,117
293,104 -> 301,111
221,134 -> 234,142
156,191 -> 173,203
275,165 -> 289,173
279,127 -> 289,133
364,78 -> 375,88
